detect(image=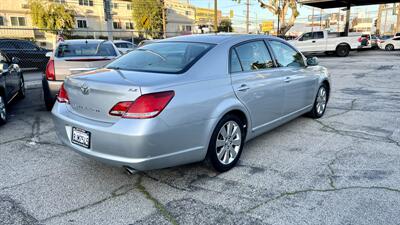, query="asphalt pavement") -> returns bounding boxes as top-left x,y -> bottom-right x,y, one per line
1,50 -> 400,225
